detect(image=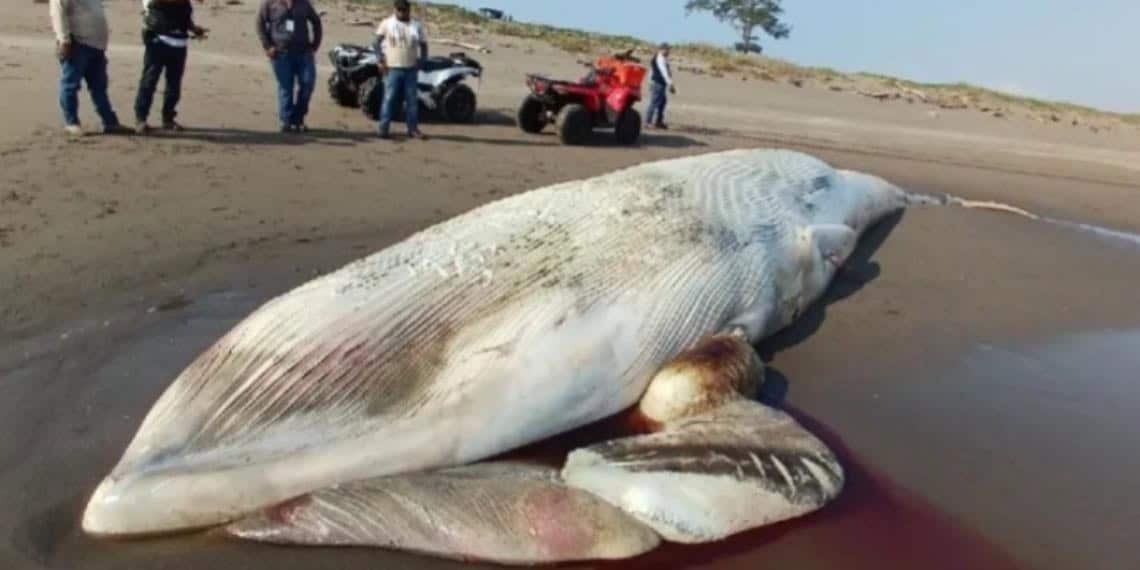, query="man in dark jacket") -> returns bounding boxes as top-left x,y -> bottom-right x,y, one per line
134,0 -> 207,134
646,42 -> 677,130
256,0 -> 322,132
